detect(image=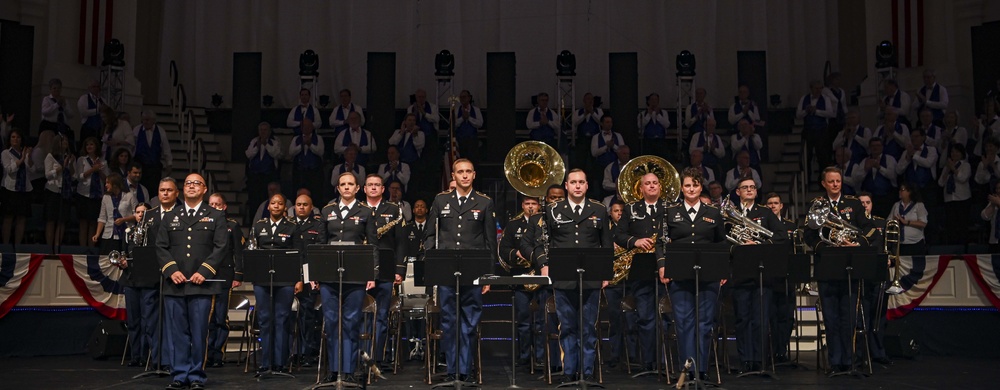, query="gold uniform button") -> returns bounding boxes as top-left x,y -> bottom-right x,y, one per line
457,233 -> 461,237
188,228 -> 192,231
458,225 -> 462,229
187,236 -> 191,240
186,253 -> 191,257
575,240 -> 579,244
186,245 -> 191,248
